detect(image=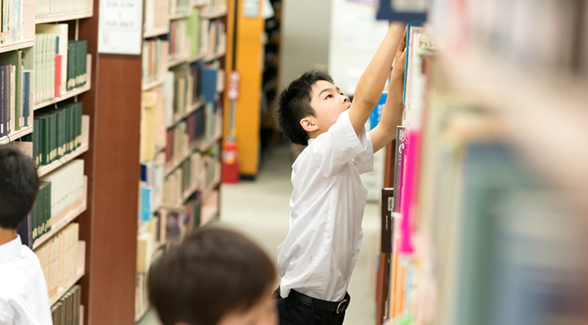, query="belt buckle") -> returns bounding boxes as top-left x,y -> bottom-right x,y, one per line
336,299 -> 348,314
